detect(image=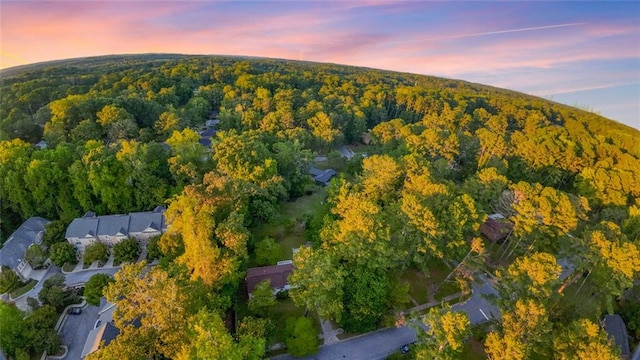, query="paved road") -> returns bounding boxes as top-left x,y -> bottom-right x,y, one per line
452,275 -> 501,324
274,326 -> 417,360
273,276 -> 500,360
